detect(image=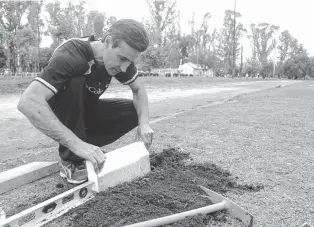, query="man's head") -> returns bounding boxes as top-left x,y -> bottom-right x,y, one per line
101,19 -> 149,76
